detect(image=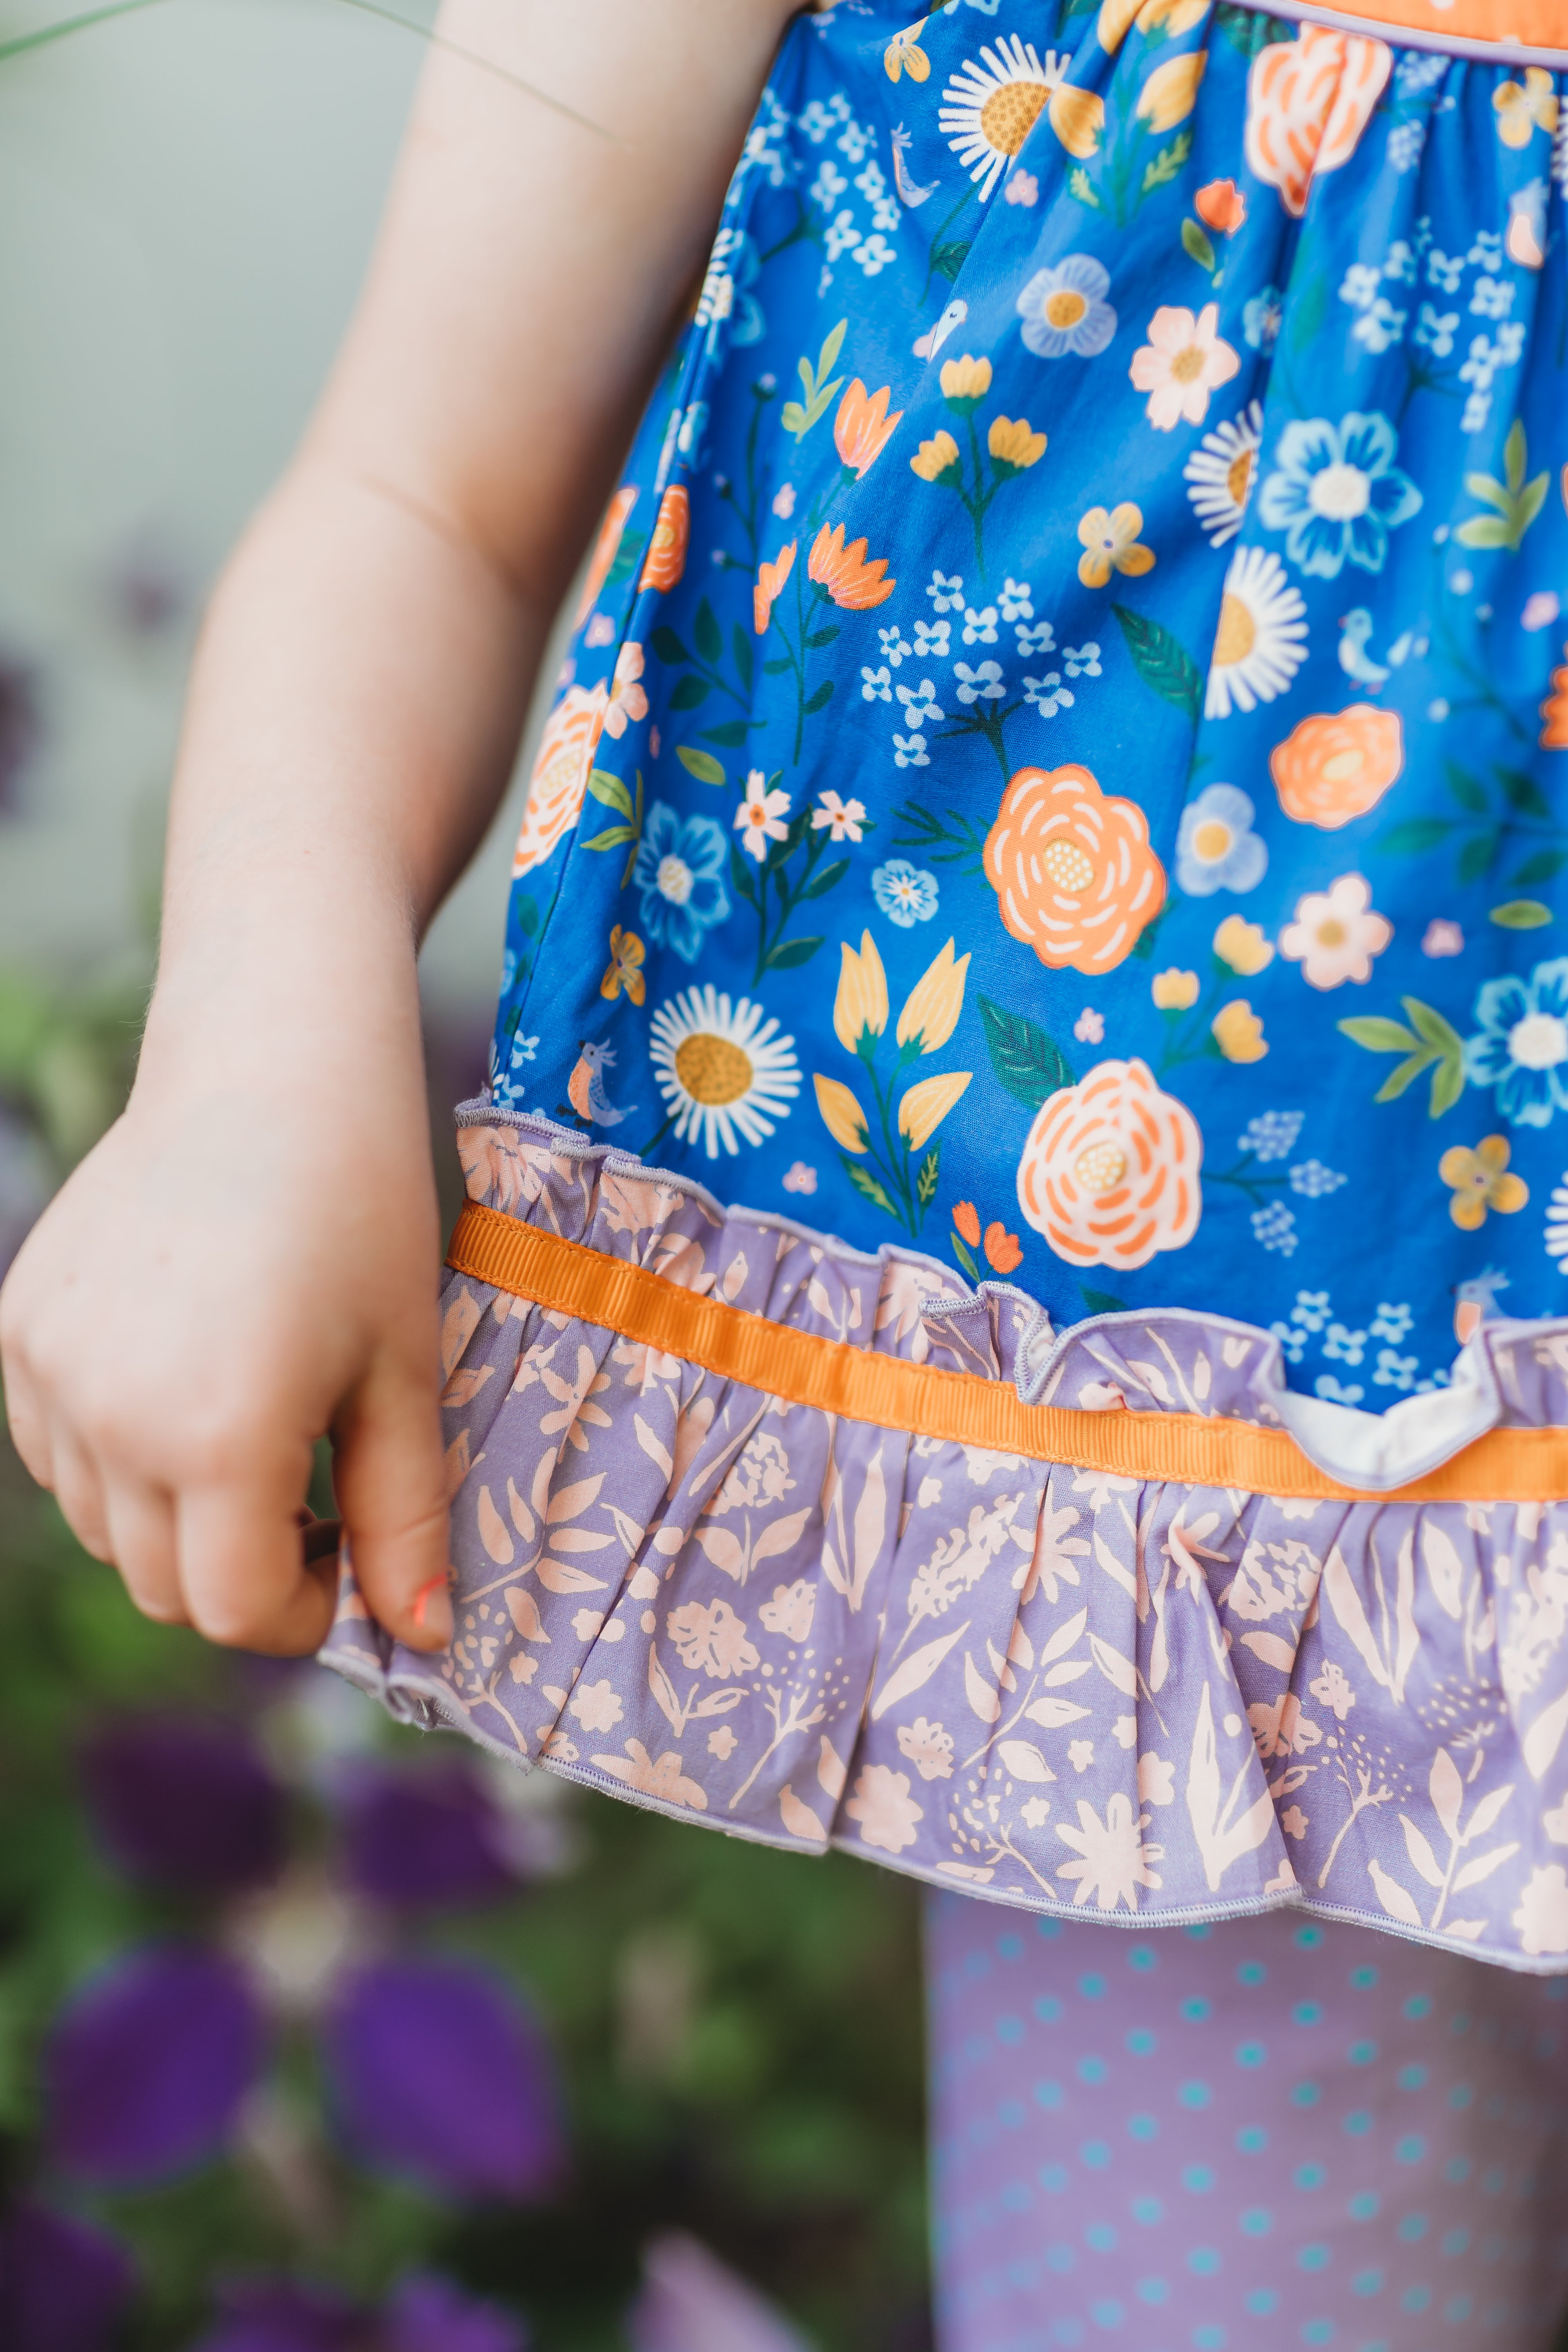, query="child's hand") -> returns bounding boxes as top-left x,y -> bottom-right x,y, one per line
1,1014 -> 452,1657
0,0 -> 797,1652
